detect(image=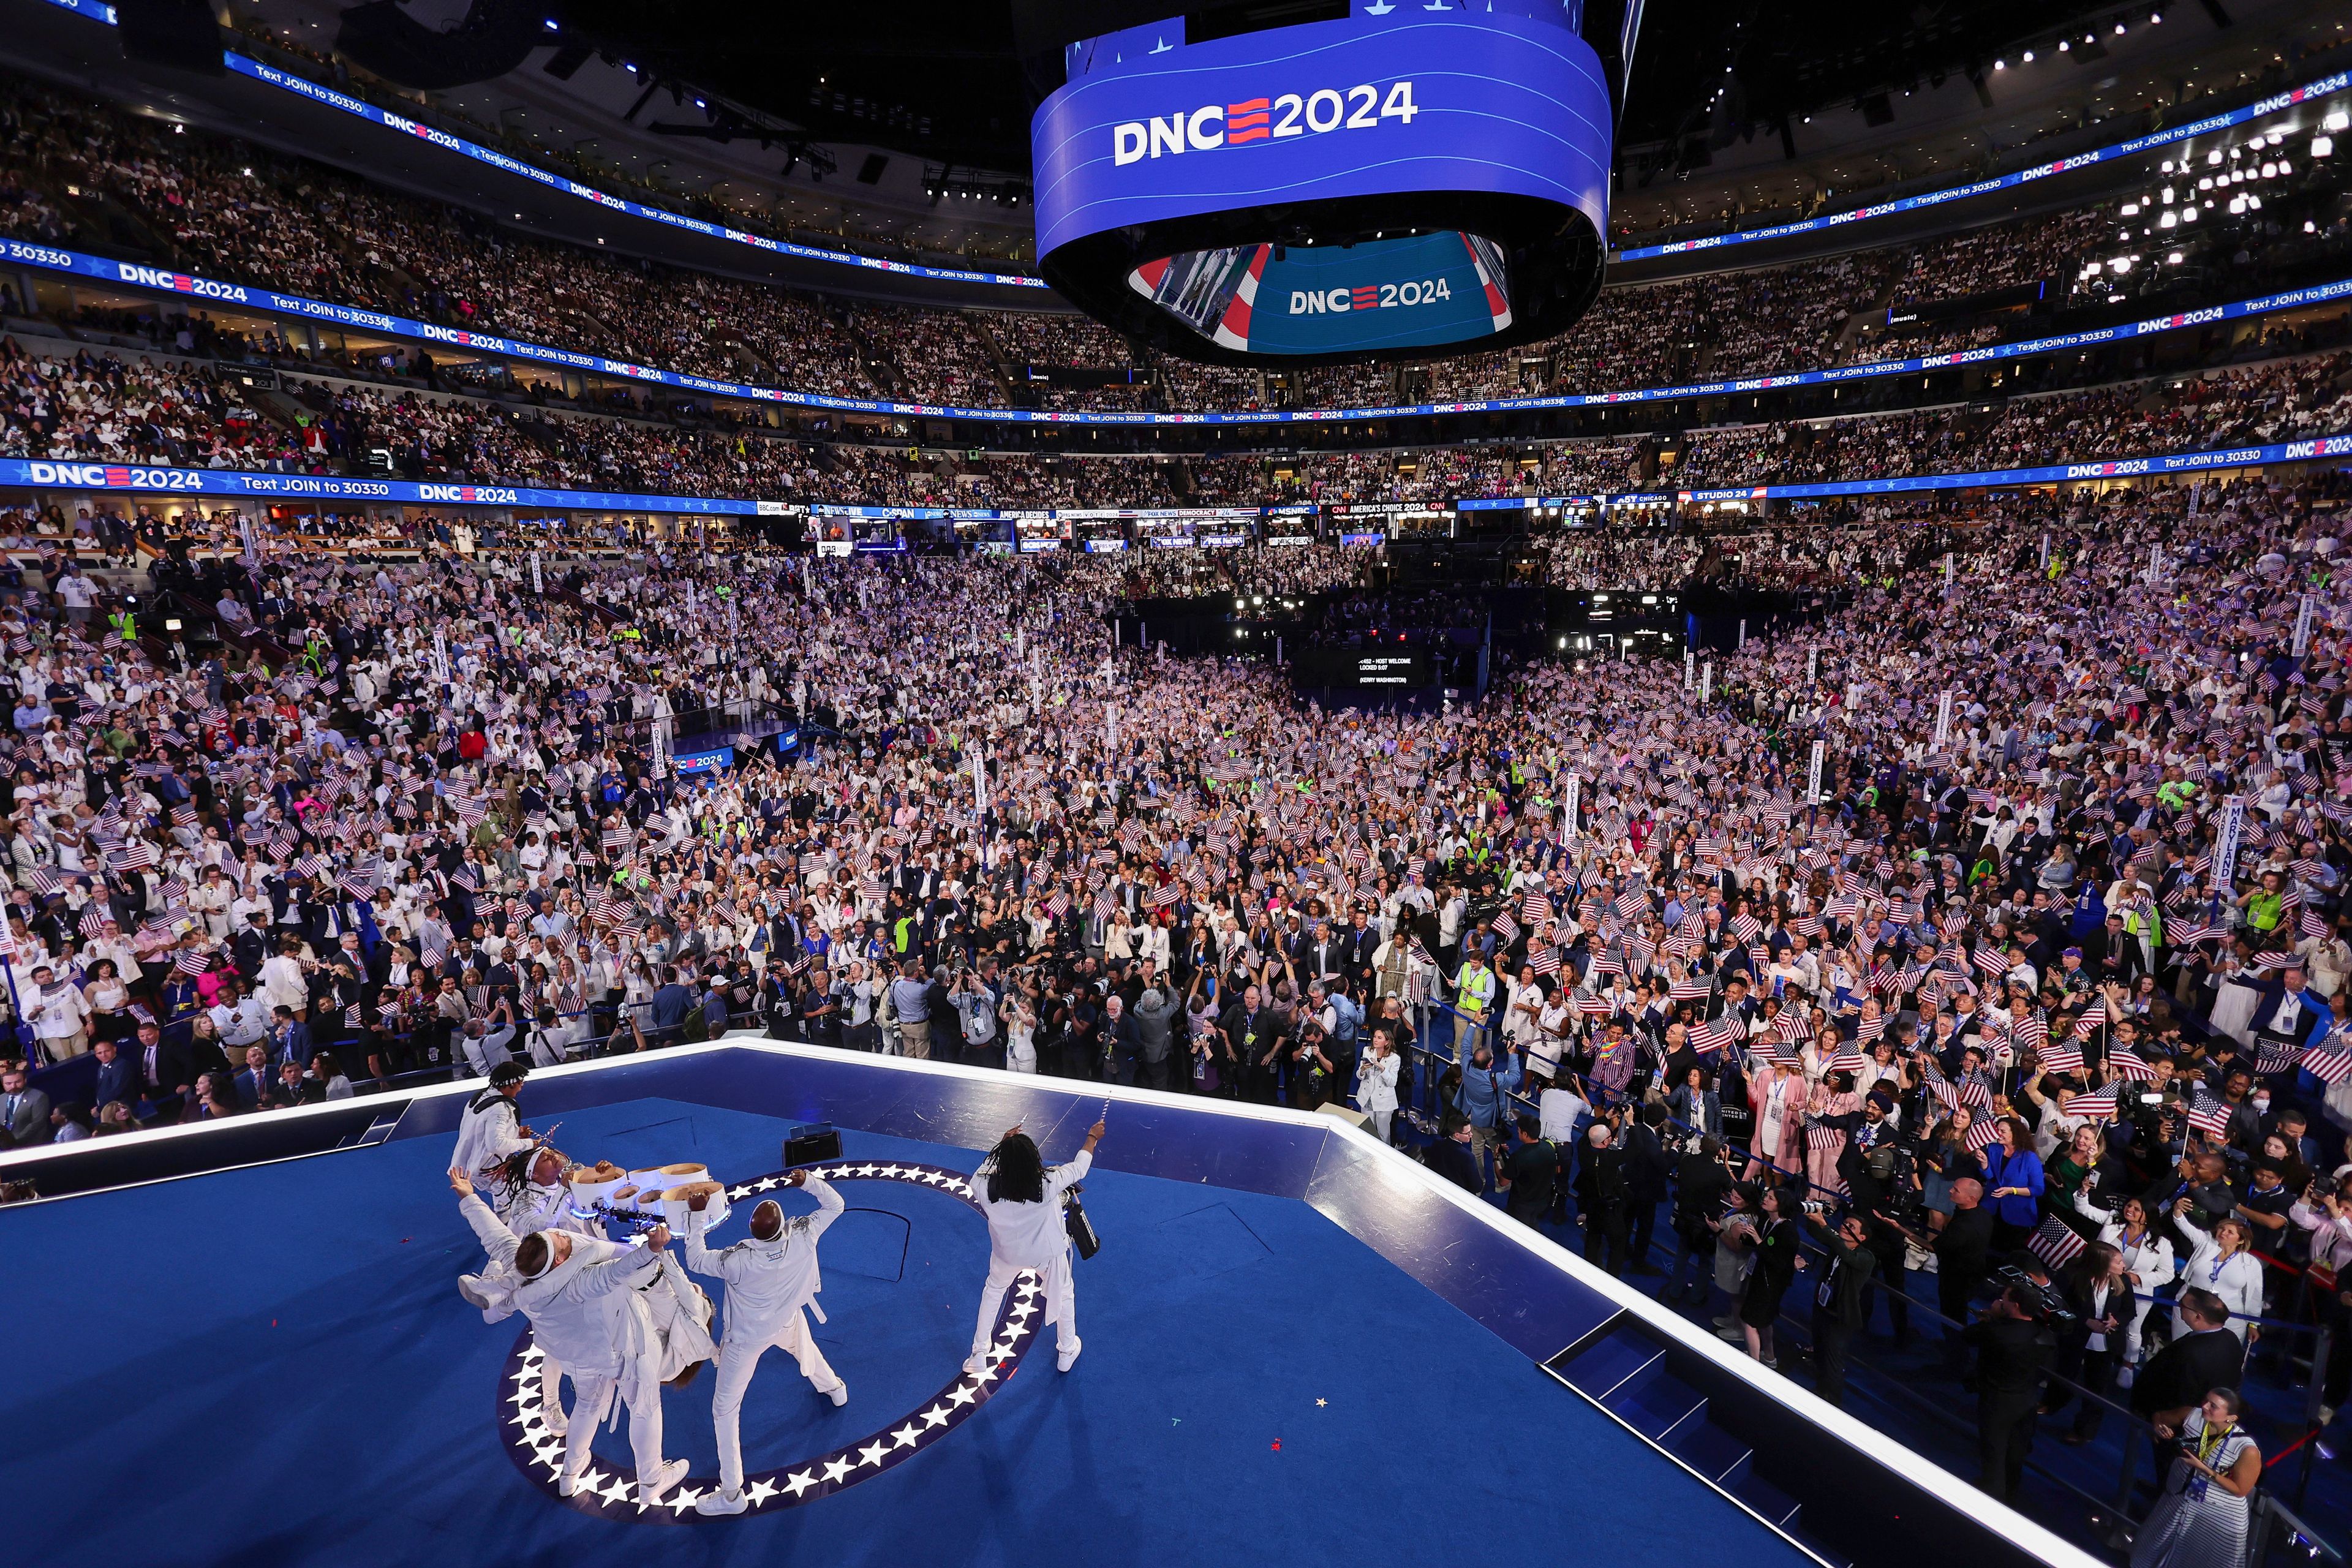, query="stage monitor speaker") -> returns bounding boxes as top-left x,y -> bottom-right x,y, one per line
116,0 -> 225,74
785,1124 -> 841,1166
